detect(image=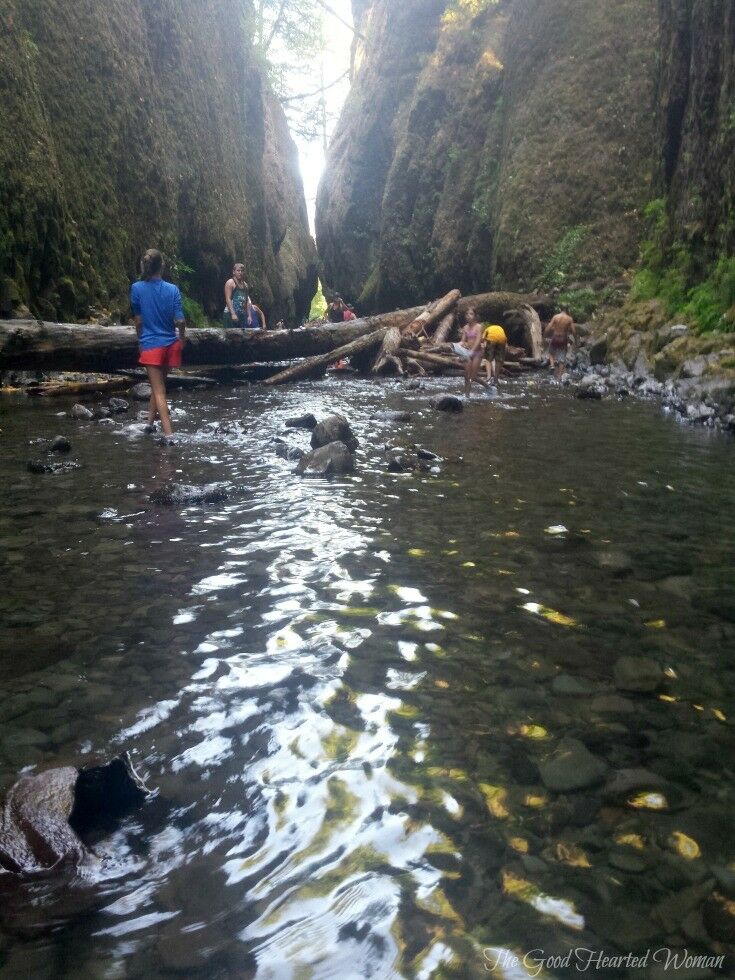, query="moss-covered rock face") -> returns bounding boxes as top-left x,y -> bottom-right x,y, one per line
0,0 -> 317,323
629,1 -> 735,332
316,0 -> 658,311
658,1 -> 735,272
